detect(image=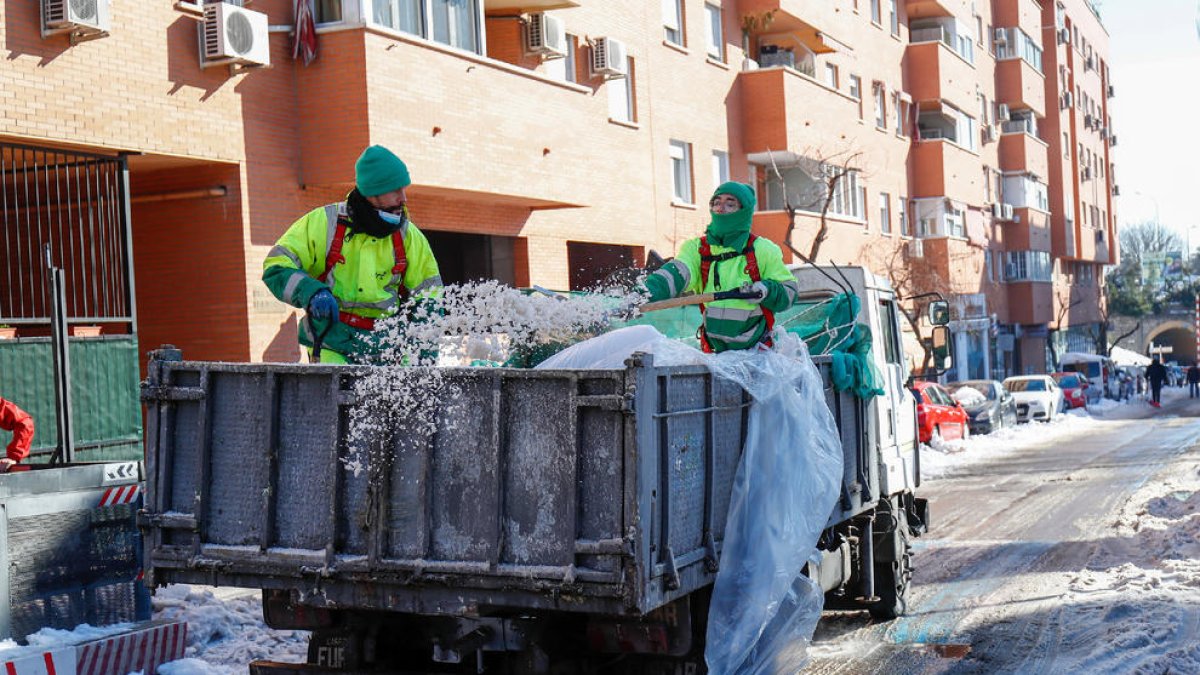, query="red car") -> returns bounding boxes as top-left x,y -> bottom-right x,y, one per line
910,381 -> 970,443
1050,372 -> 1088,409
